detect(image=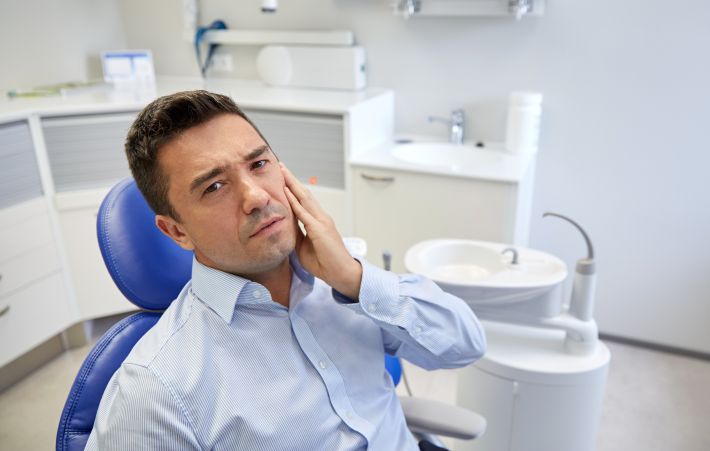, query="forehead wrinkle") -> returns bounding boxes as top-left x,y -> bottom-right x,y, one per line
186,144 -> 269,195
